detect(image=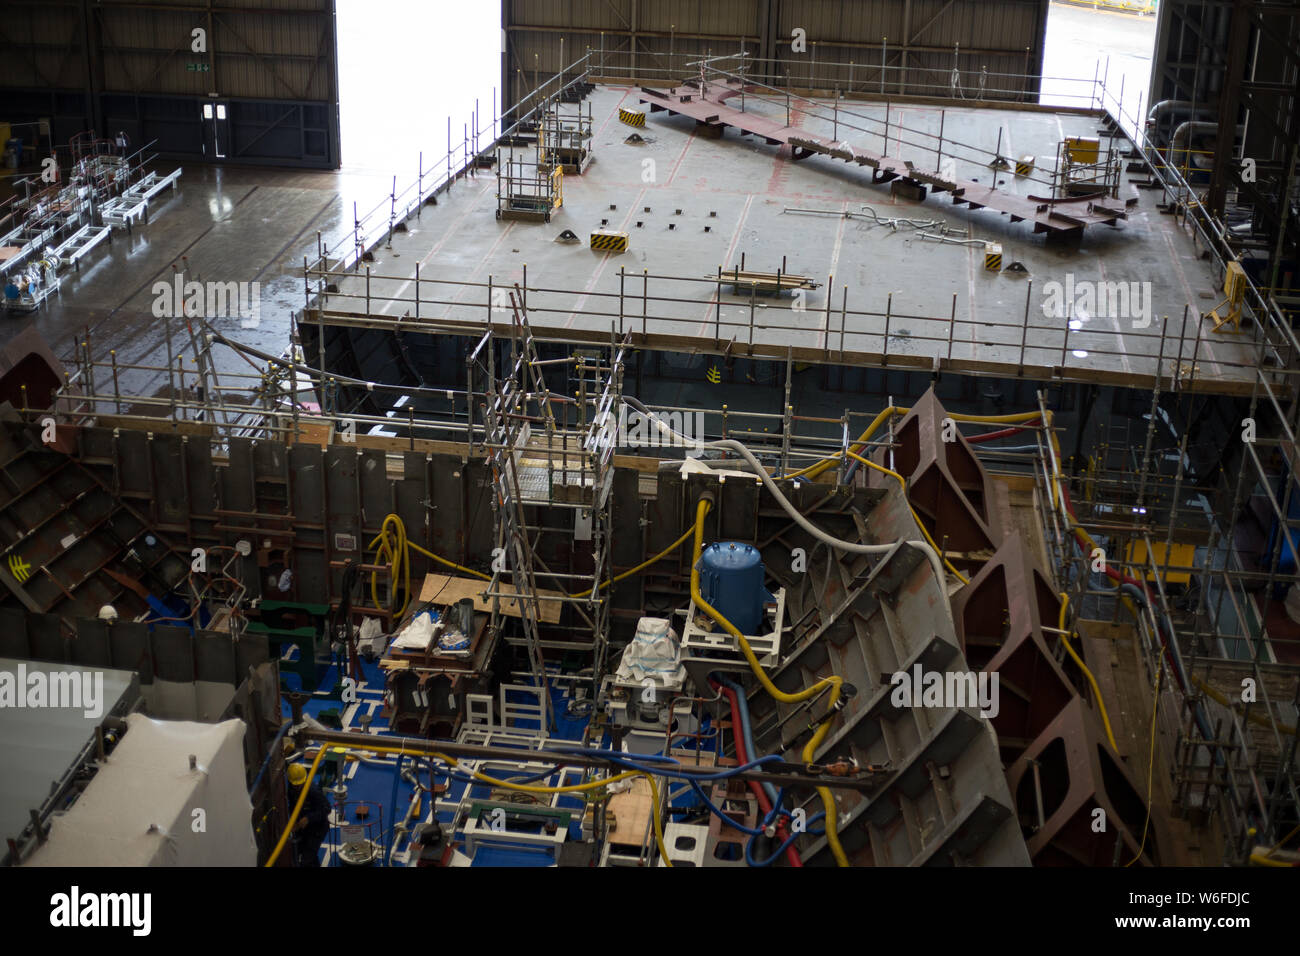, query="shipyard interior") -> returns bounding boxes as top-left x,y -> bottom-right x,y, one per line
0,0 -> 1298,896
